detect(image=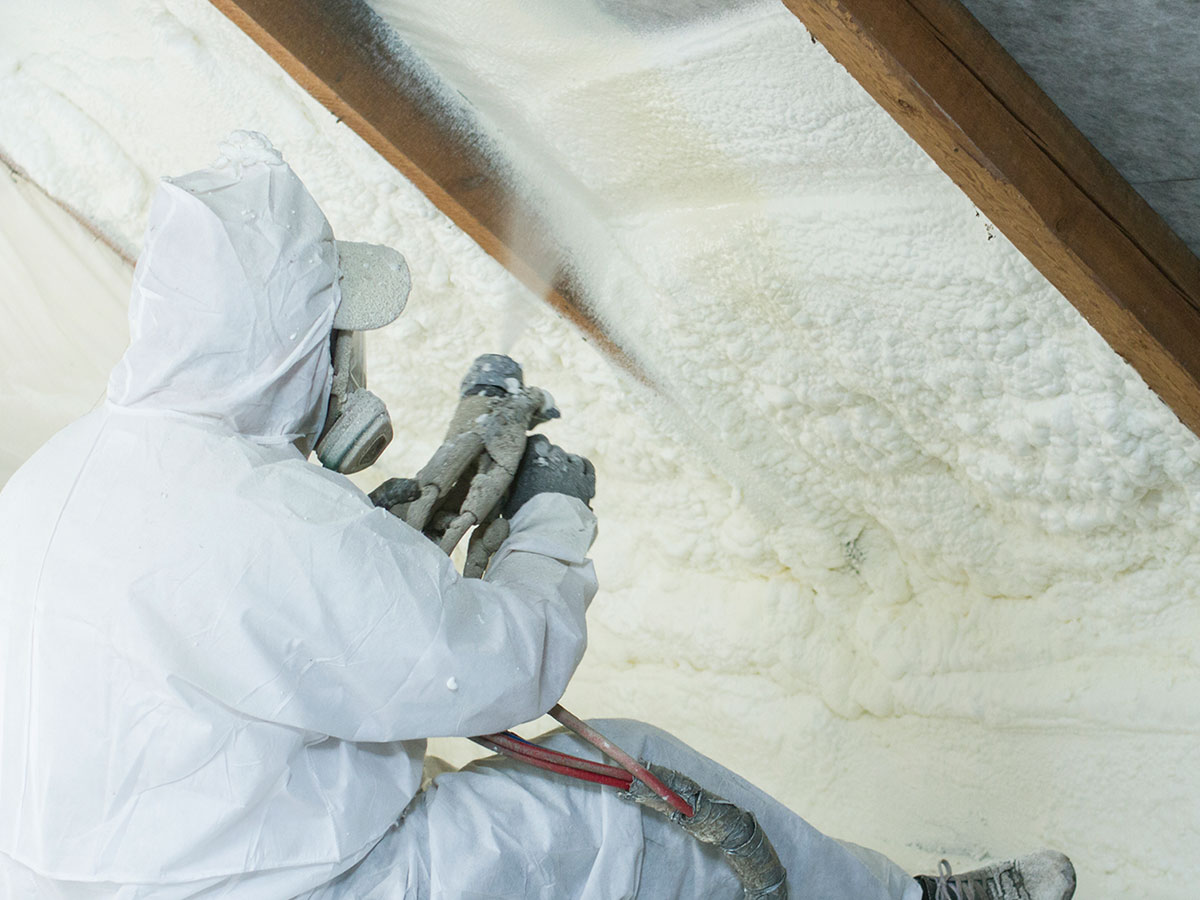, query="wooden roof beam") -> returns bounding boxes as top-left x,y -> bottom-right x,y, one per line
781,0 -> 1200,434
